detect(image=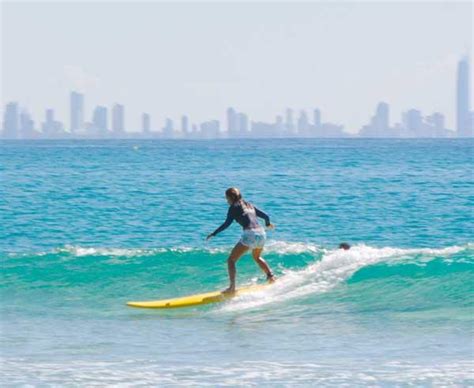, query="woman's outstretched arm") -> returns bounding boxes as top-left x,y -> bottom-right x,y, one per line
254,206 -> 271,227
207,208 -> 233,239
